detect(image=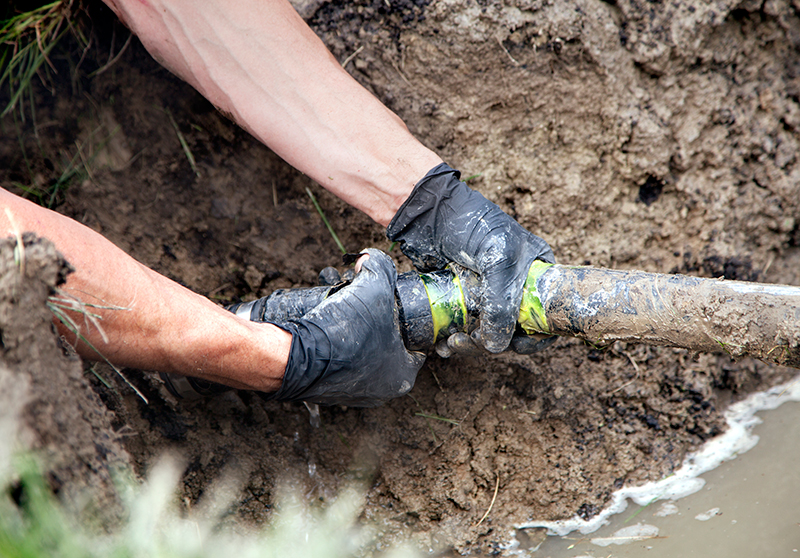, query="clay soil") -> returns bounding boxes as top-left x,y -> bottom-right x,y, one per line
1,0 -> 799,554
